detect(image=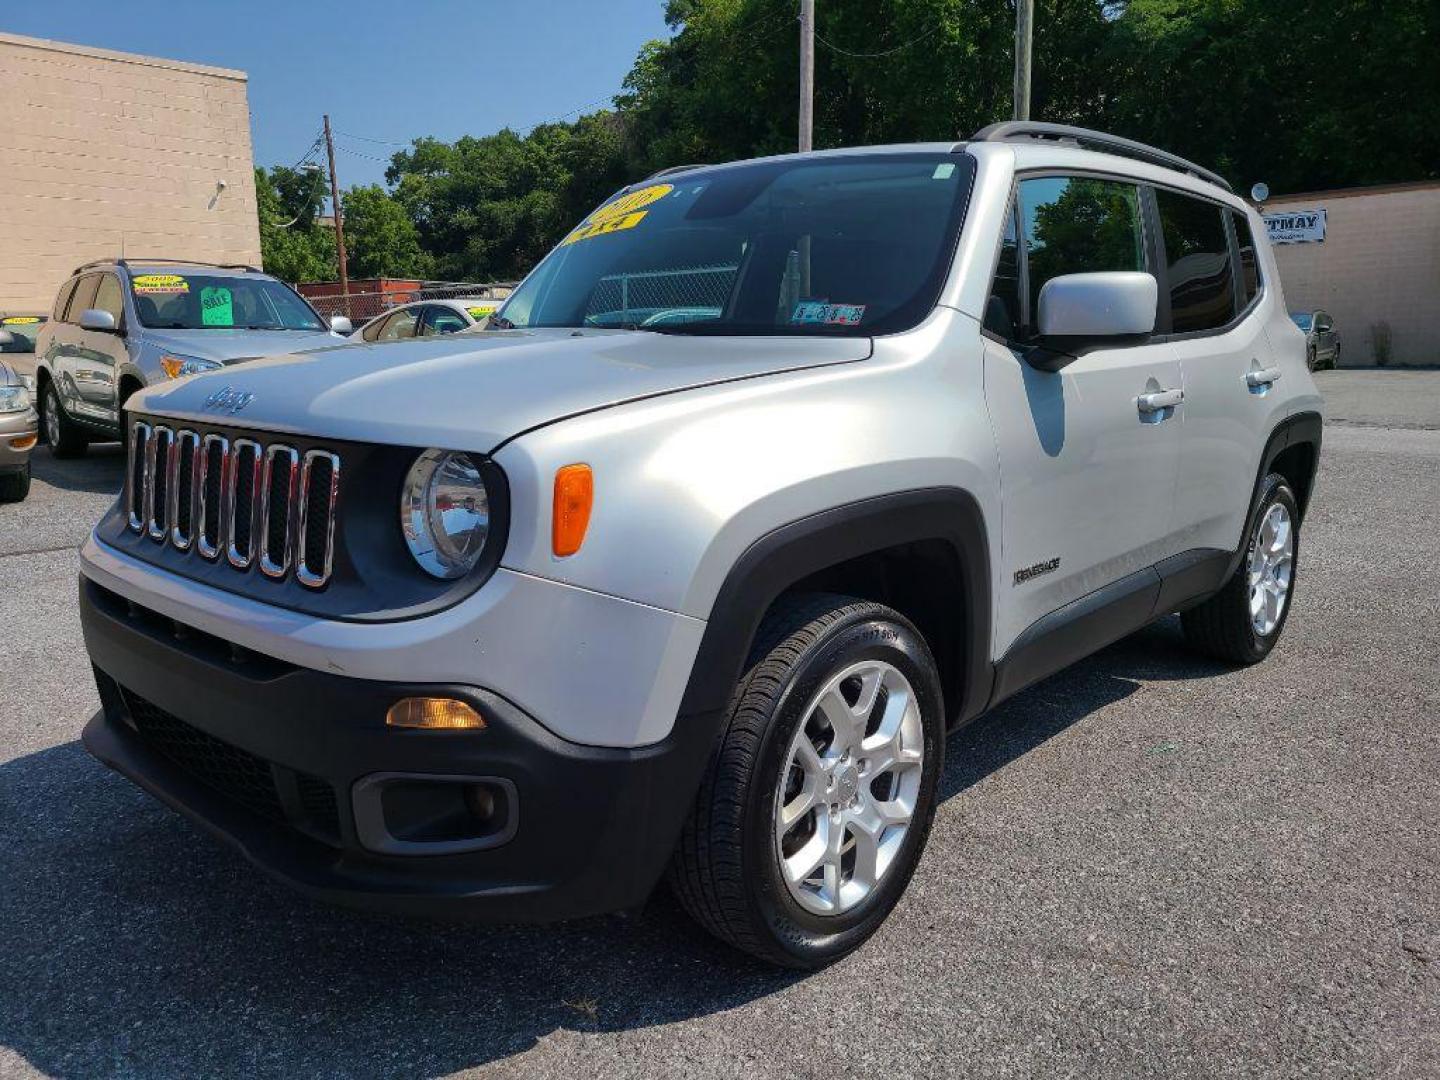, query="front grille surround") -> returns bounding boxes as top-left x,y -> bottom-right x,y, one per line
128,420 -> 338,588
